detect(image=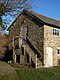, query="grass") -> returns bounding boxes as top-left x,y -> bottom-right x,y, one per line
1,61 -> 60,80
15,66 -> 60,80
0,61 -> 20,80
